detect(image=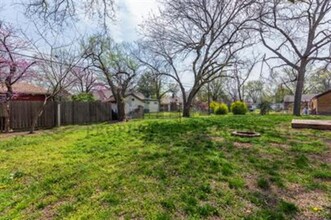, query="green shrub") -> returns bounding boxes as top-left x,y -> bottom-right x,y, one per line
259,100 -> 272,115
231,101 -> 248,115
210,101 -> 229,115
210,101 -> 219,112
215,103 -> 228,115
72,92 -> 95,102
